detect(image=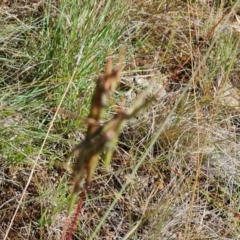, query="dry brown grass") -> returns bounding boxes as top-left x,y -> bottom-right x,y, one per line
1,0 -> 240,239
